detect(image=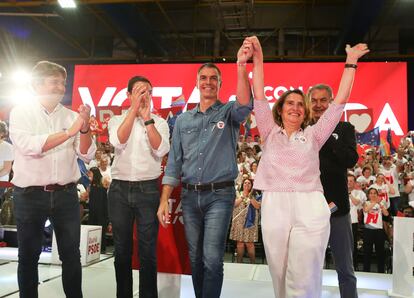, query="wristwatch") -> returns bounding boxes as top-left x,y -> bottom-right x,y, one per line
144,119 -> 155,126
